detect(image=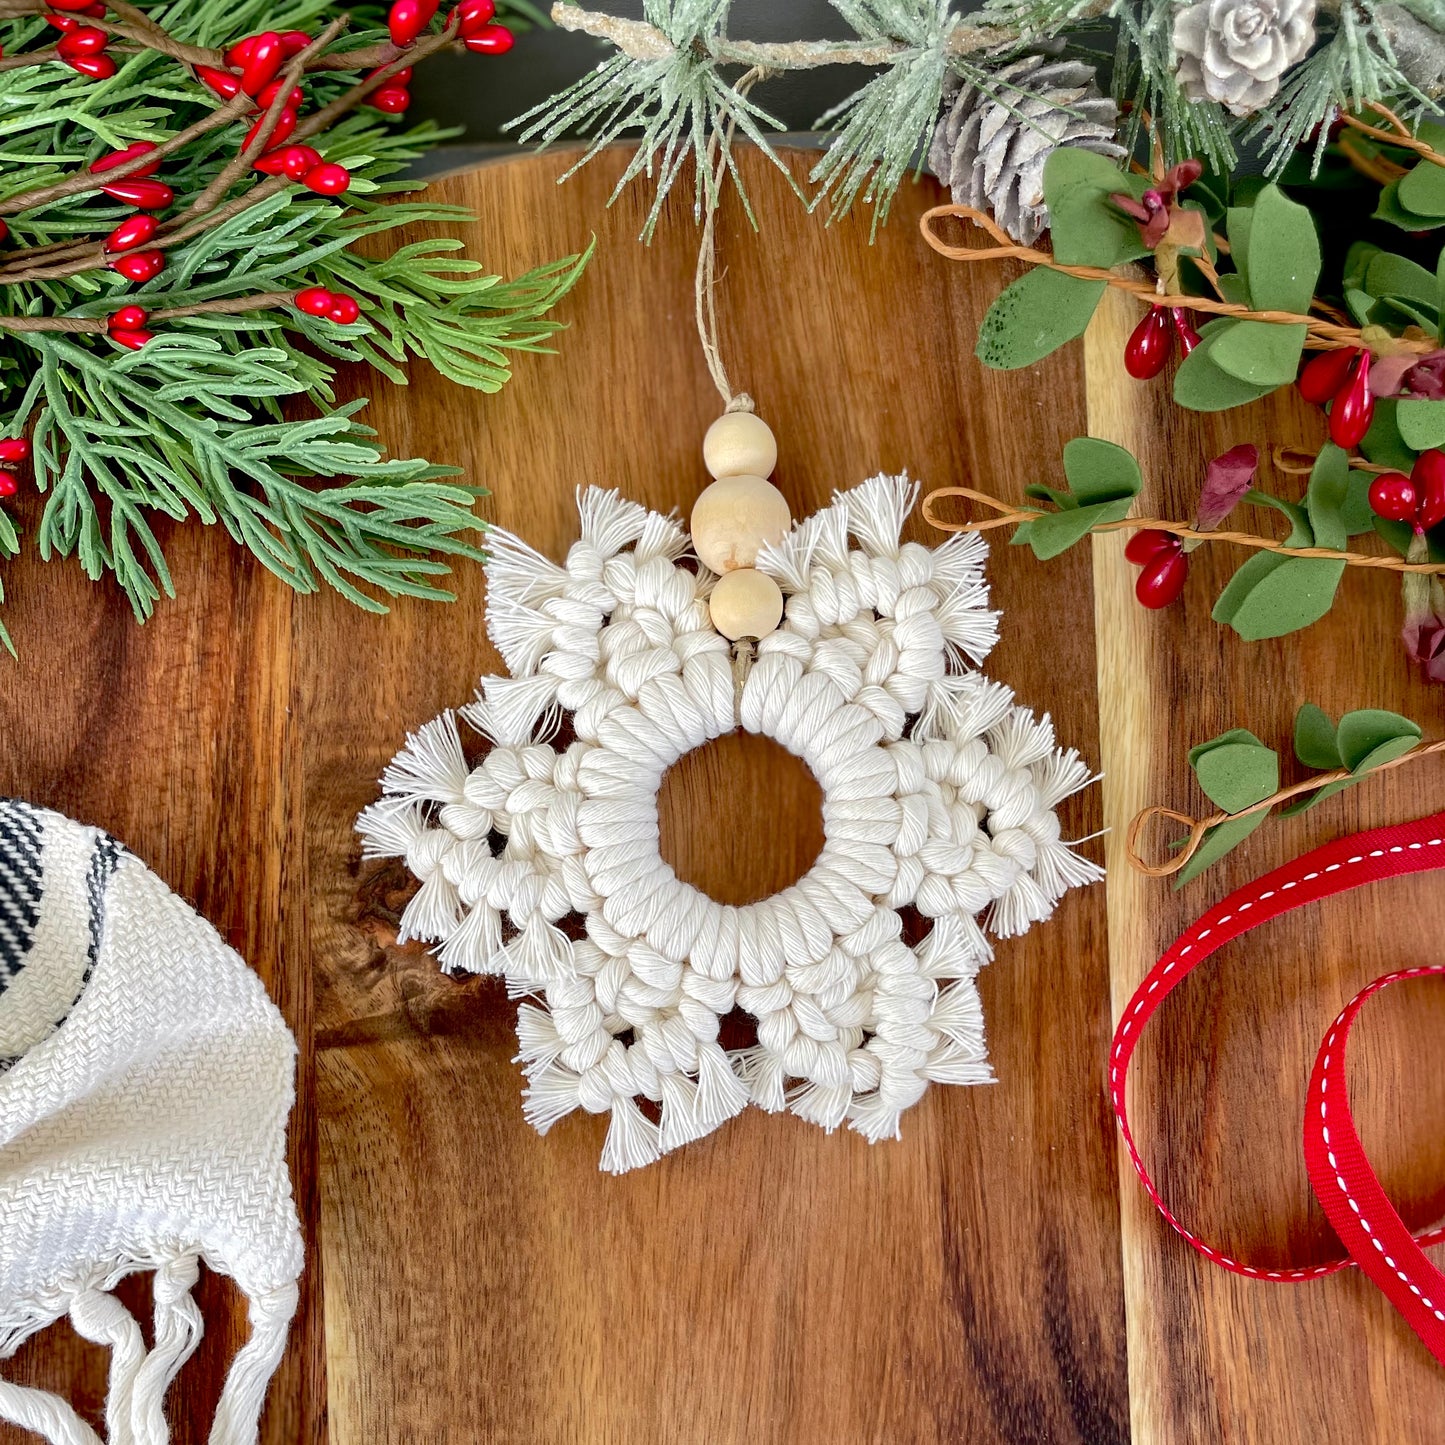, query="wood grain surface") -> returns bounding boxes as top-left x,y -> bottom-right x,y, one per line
0,146 -> 1439,1444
